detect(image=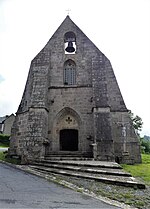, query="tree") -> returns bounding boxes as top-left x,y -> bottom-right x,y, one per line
128,111 -> 150,153
128,110 -> 143,134
140,137 -> 150,154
